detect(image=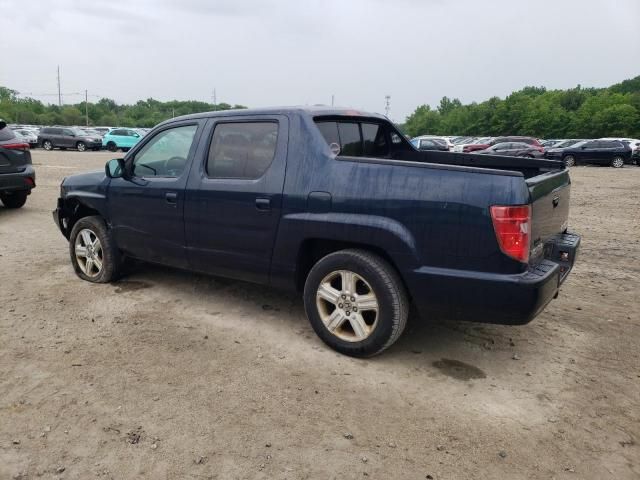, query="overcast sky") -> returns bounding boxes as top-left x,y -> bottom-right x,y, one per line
1,0 -> 638,121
